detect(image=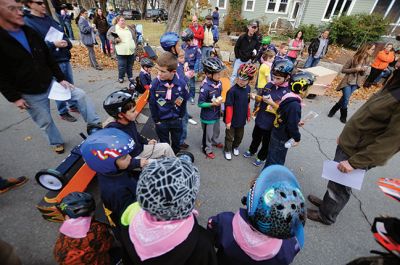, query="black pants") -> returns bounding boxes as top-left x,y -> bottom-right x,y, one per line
248,125 -> 271,161
155,119 -> 183,154
364,67 -> 383,87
